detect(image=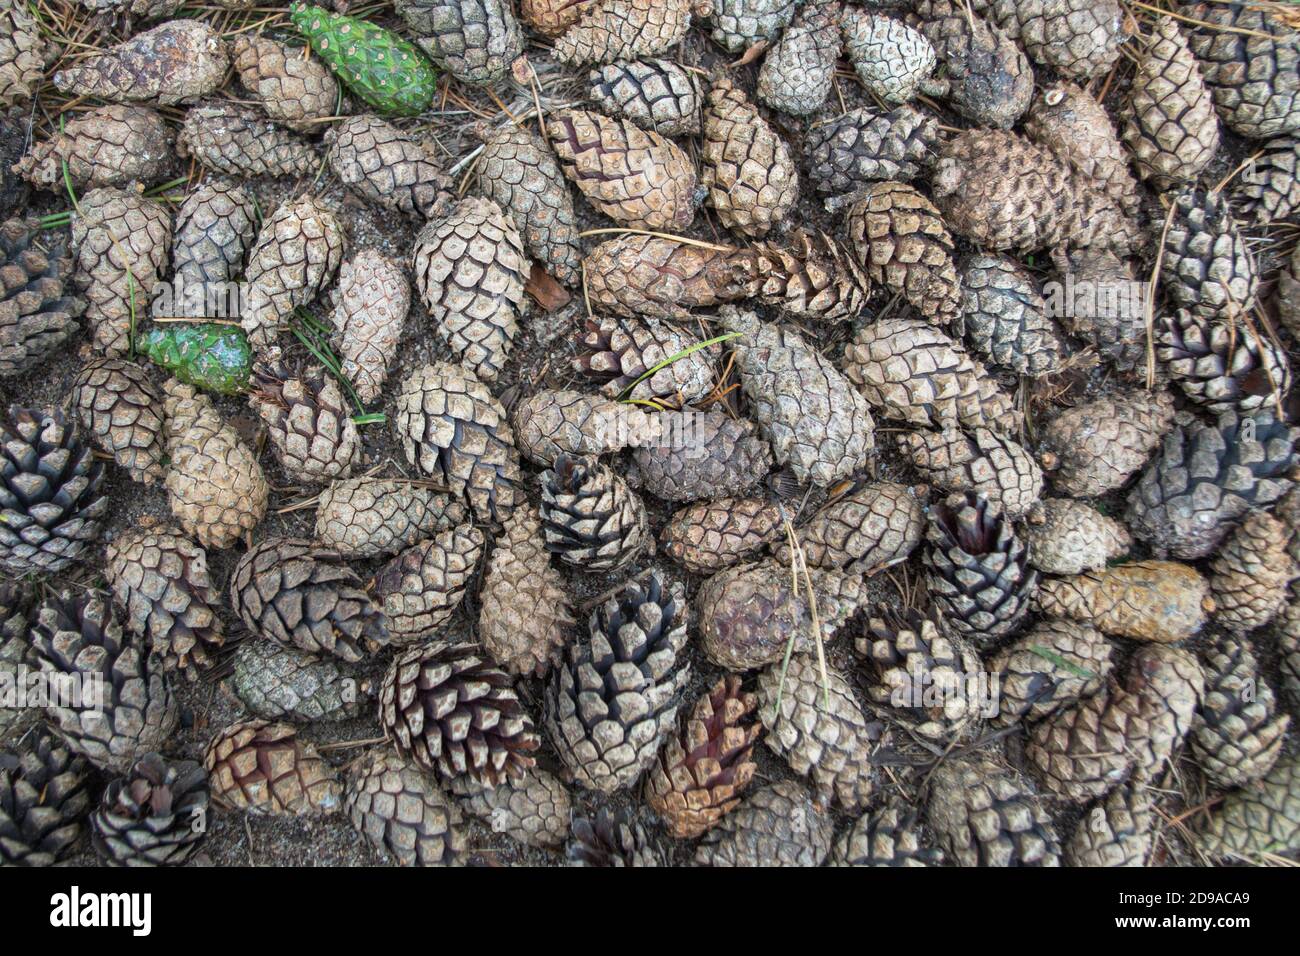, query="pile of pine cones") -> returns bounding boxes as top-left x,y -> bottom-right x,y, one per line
2,0 -> 1299,869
